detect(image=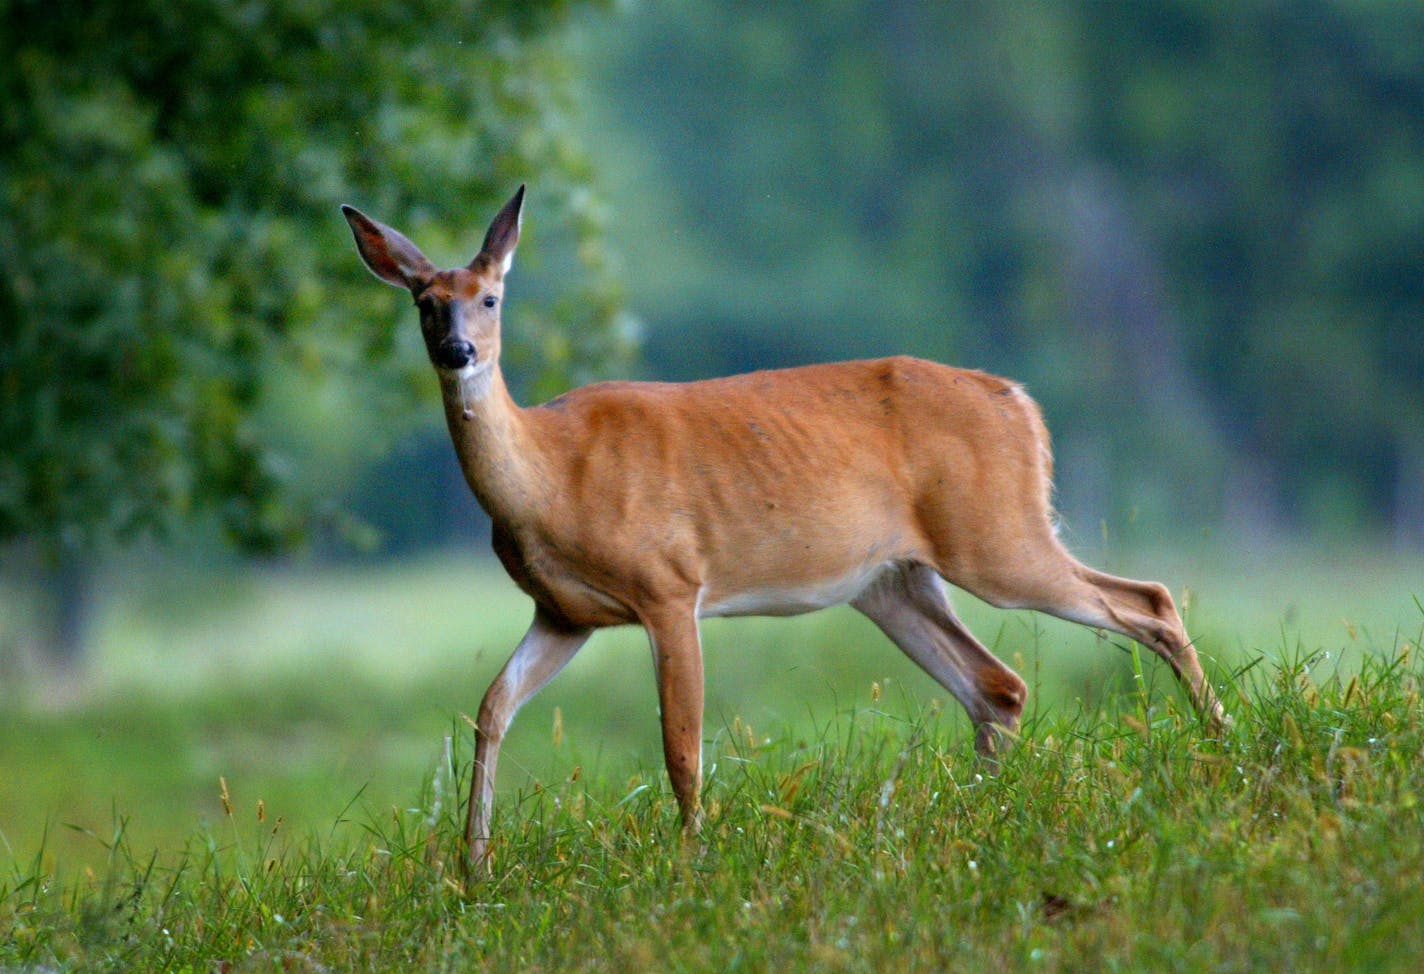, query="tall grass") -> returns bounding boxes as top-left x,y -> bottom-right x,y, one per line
8,544 -> 1419,877
4,640 -> 1422,972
